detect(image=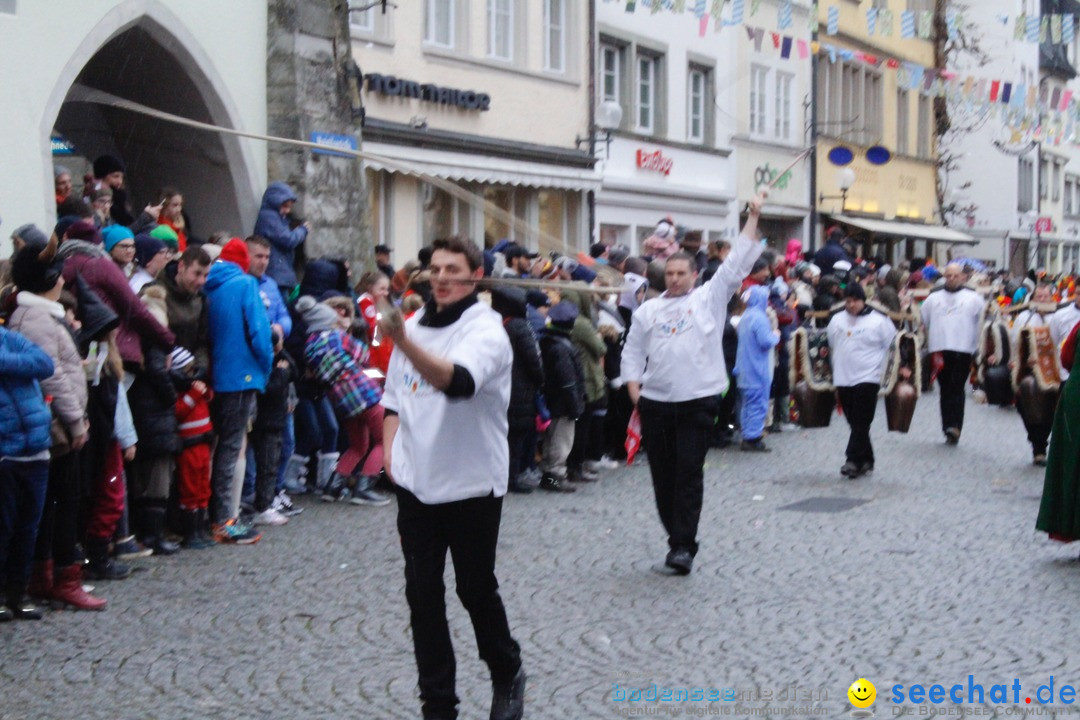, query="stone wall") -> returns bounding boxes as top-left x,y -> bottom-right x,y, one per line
266,0 -> 368,280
